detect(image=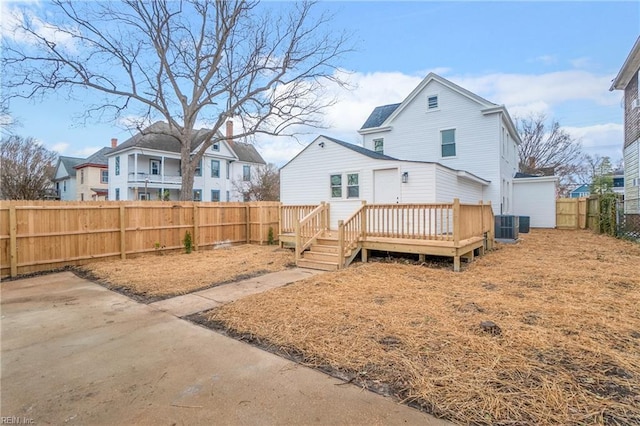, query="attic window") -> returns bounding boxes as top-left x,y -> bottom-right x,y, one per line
212,142 -> 219,151
428,95 -> 438,110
